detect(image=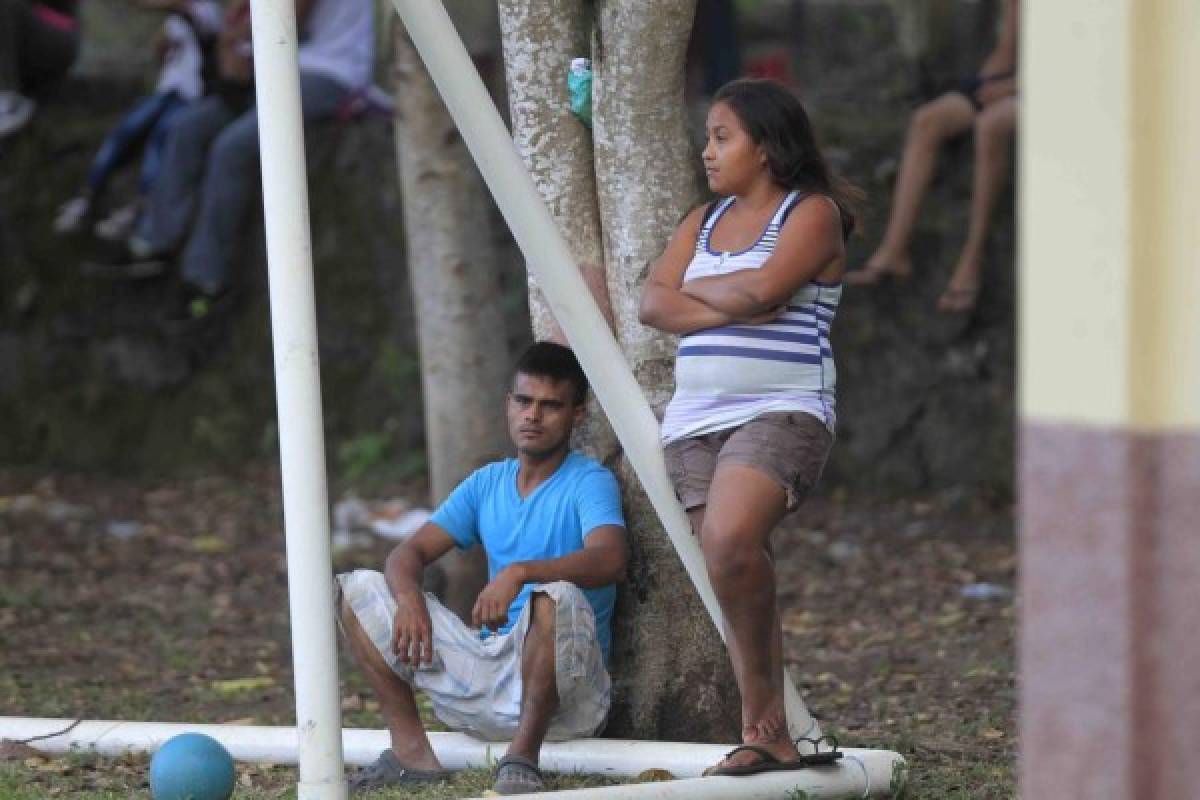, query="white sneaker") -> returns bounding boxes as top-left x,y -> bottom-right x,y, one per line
93,202 -> 141,242
53,195 -> 93,235
0,91 -> 35,137
127,235 -> 157,259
